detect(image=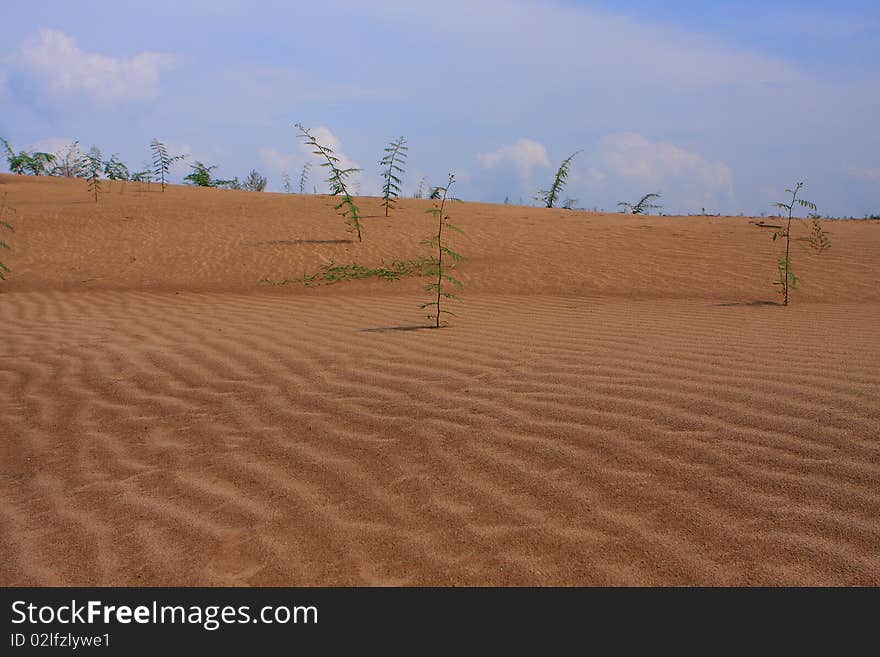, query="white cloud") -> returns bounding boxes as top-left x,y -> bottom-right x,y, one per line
10,28 -> 173,104
597,133 -> 733,191
478,139 -> 551,180
259,147 -> 300,174
576,167 -> 606,188
564,133 -> 735,212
